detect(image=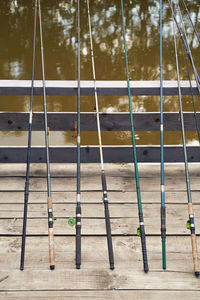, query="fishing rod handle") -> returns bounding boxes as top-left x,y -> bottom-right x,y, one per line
48,227 -> 55,270
76,206 -> 81,269
140,225 -> 149,273
188,203 -> 200,276
104,202 -> 114,270
191,234 -> 200,277
47,197 -> 55,270
161,206 -> 166,269
161,206 -> 166,239
20,182 -> 30,271
139,212 -> 148,273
